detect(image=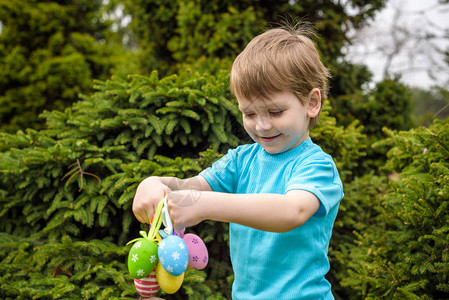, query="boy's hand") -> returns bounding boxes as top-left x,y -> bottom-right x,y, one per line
132,177 -> 171,224
166,190 -> 204,232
